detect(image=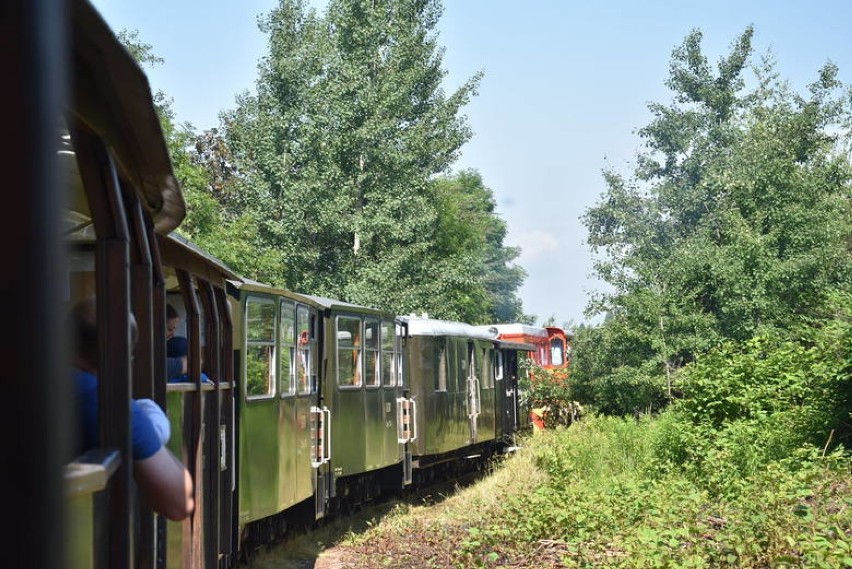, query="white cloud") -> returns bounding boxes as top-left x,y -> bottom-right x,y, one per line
513,230 -> 560,263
